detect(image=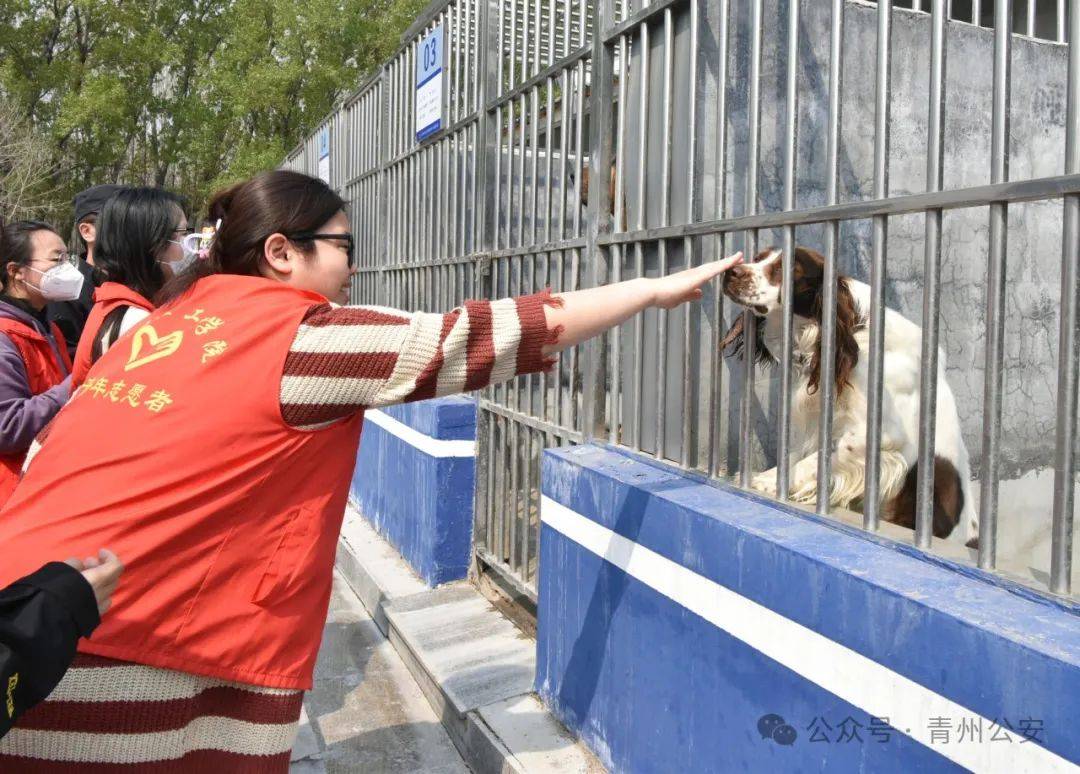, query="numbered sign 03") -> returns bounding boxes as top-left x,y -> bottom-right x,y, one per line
415,25 -> 444,142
